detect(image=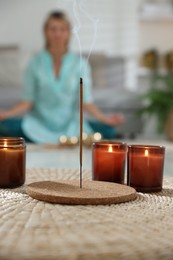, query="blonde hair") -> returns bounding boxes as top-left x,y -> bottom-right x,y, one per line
44,11 -> 71,49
